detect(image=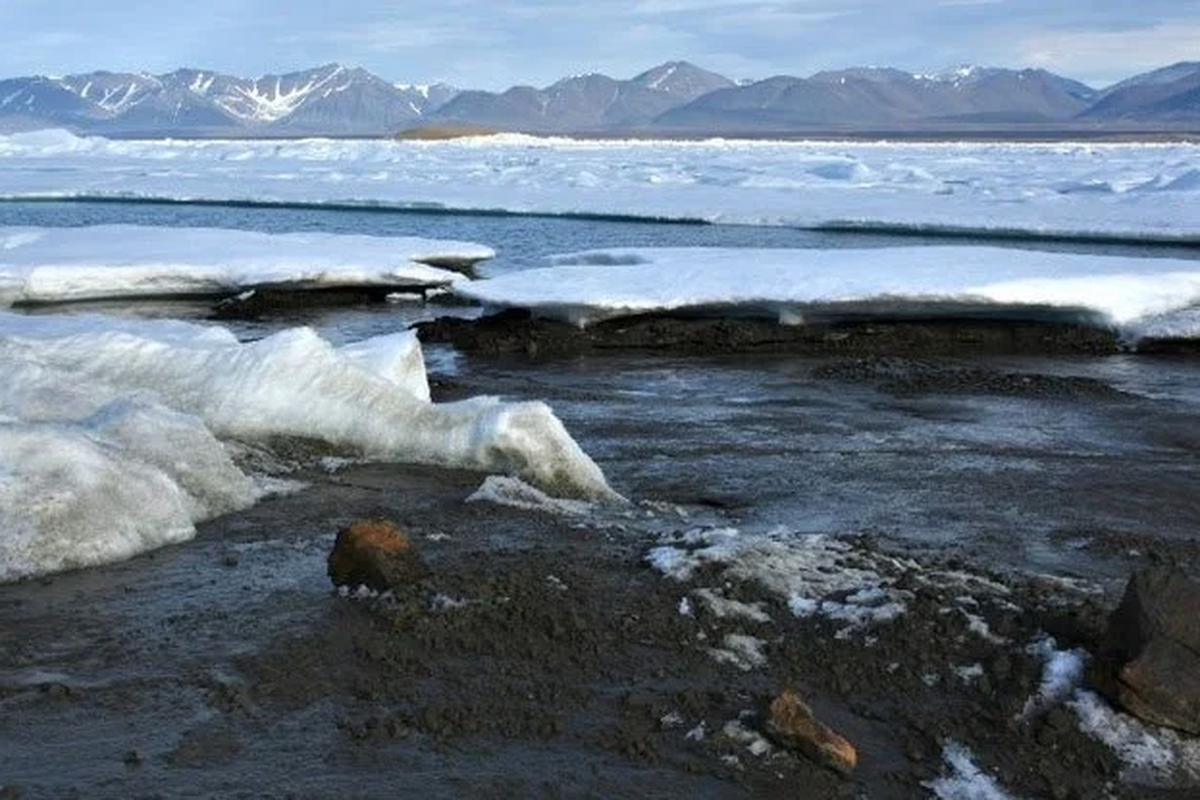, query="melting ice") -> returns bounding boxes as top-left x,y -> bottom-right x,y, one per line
0,314 -> 616,582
